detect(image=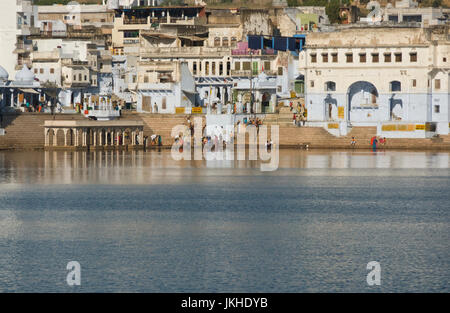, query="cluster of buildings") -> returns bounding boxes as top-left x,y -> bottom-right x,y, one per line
0,0 -> 449,138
